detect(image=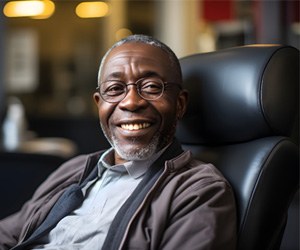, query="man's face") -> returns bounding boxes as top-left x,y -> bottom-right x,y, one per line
93,43 -> 187,164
